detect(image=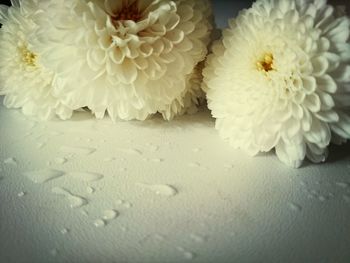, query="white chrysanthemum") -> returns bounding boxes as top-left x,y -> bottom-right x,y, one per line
0,0 -> 72,120
33,0 -> 213,121
161,62 -> 206,120
203,0 -> 350,168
